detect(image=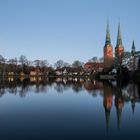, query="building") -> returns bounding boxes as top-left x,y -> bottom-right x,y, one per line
103,21 -> 113,68
127,41 -> 140,71
103,22 -> 125,69
84,62 -> 104,73
115,22 -> 124,65
30,67 -> 43,76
